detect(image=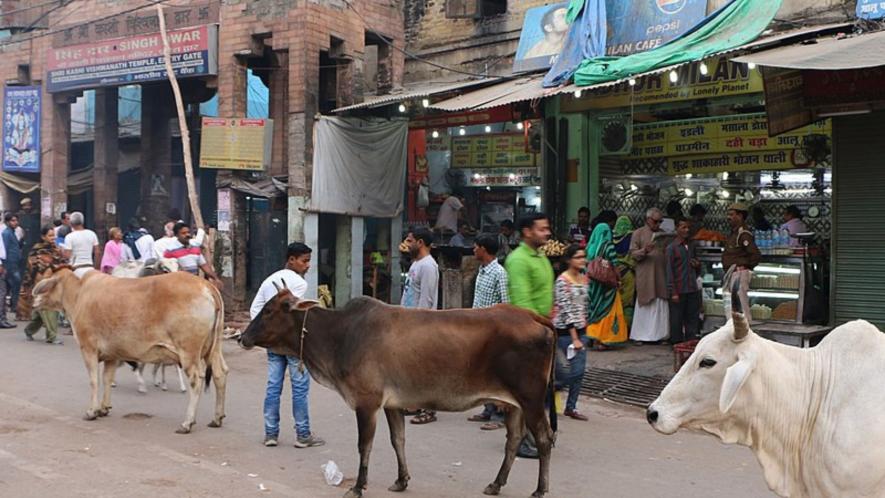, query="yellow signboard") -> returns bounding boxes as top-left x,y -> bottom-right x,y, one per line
561,57 -> 763,112
199,118 -> 274,171
450,133 -> 536,169
623,114 -> 832,176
